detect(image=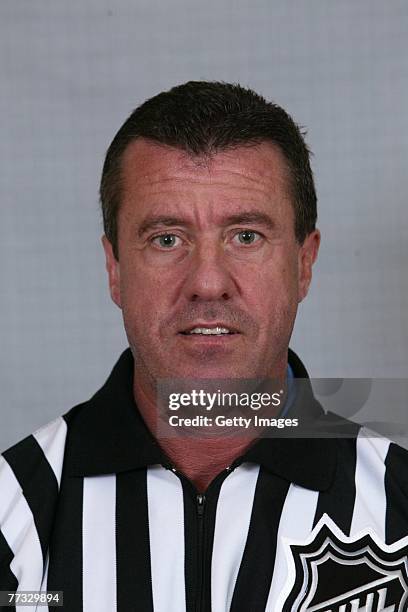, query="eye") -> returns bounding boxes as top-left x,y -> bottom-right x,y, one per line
151,234 -> 181,248
233,230 -> 262,245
